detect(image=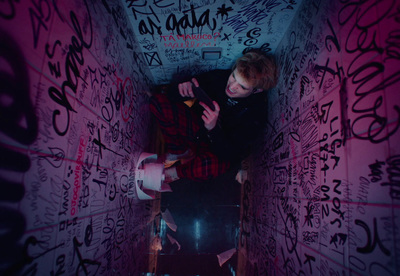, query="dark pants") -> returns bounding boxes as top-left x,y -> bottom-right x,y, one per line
149,93 -> 230,181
